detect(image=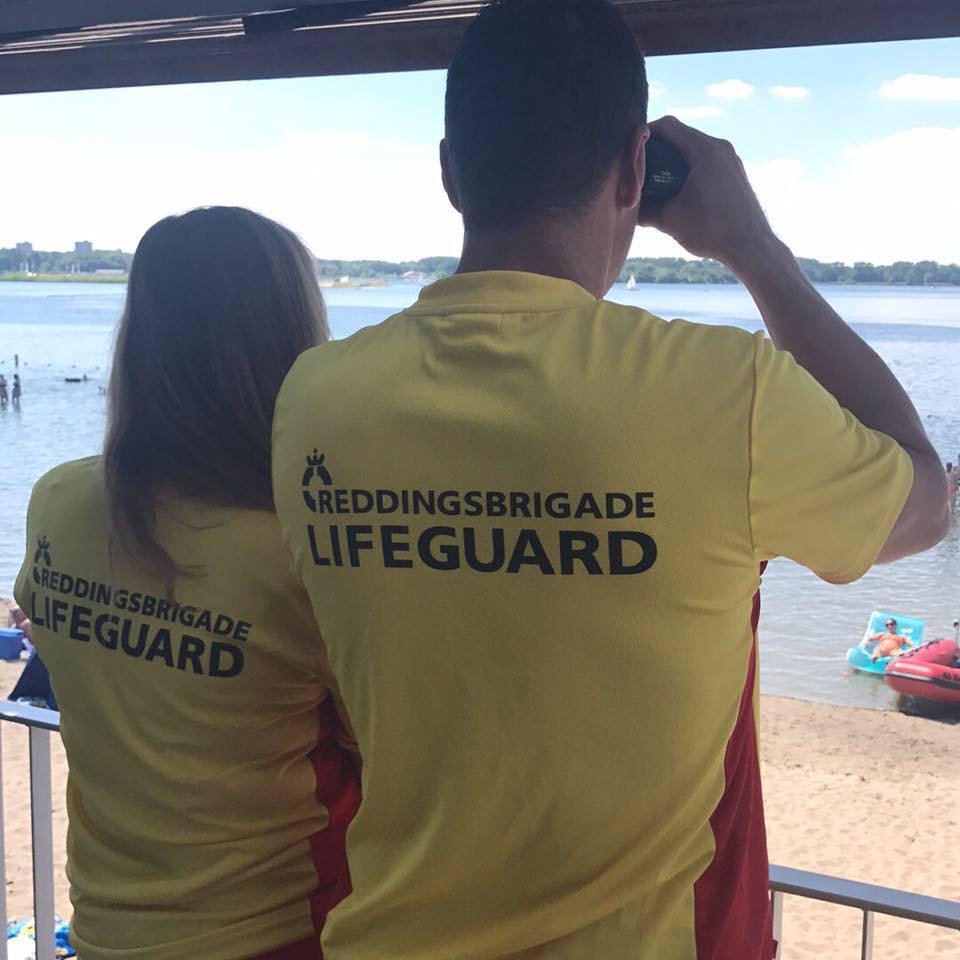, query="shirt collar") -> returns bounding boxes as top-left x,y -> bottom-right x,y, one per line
407,271 -> 597,315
